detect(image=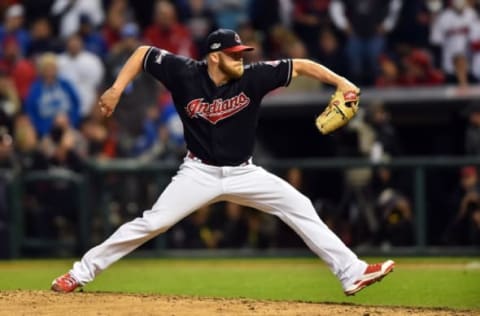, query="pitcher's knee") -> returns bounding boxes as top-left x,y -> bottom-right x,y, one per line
294,194 -> 314,210
142,210 -> 176,234
278,194 -> 316,216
